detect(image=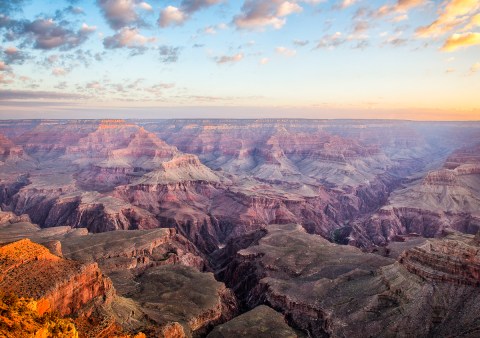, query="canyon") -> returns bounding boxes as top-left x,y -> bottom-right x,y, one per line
0,119 -> 479,337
